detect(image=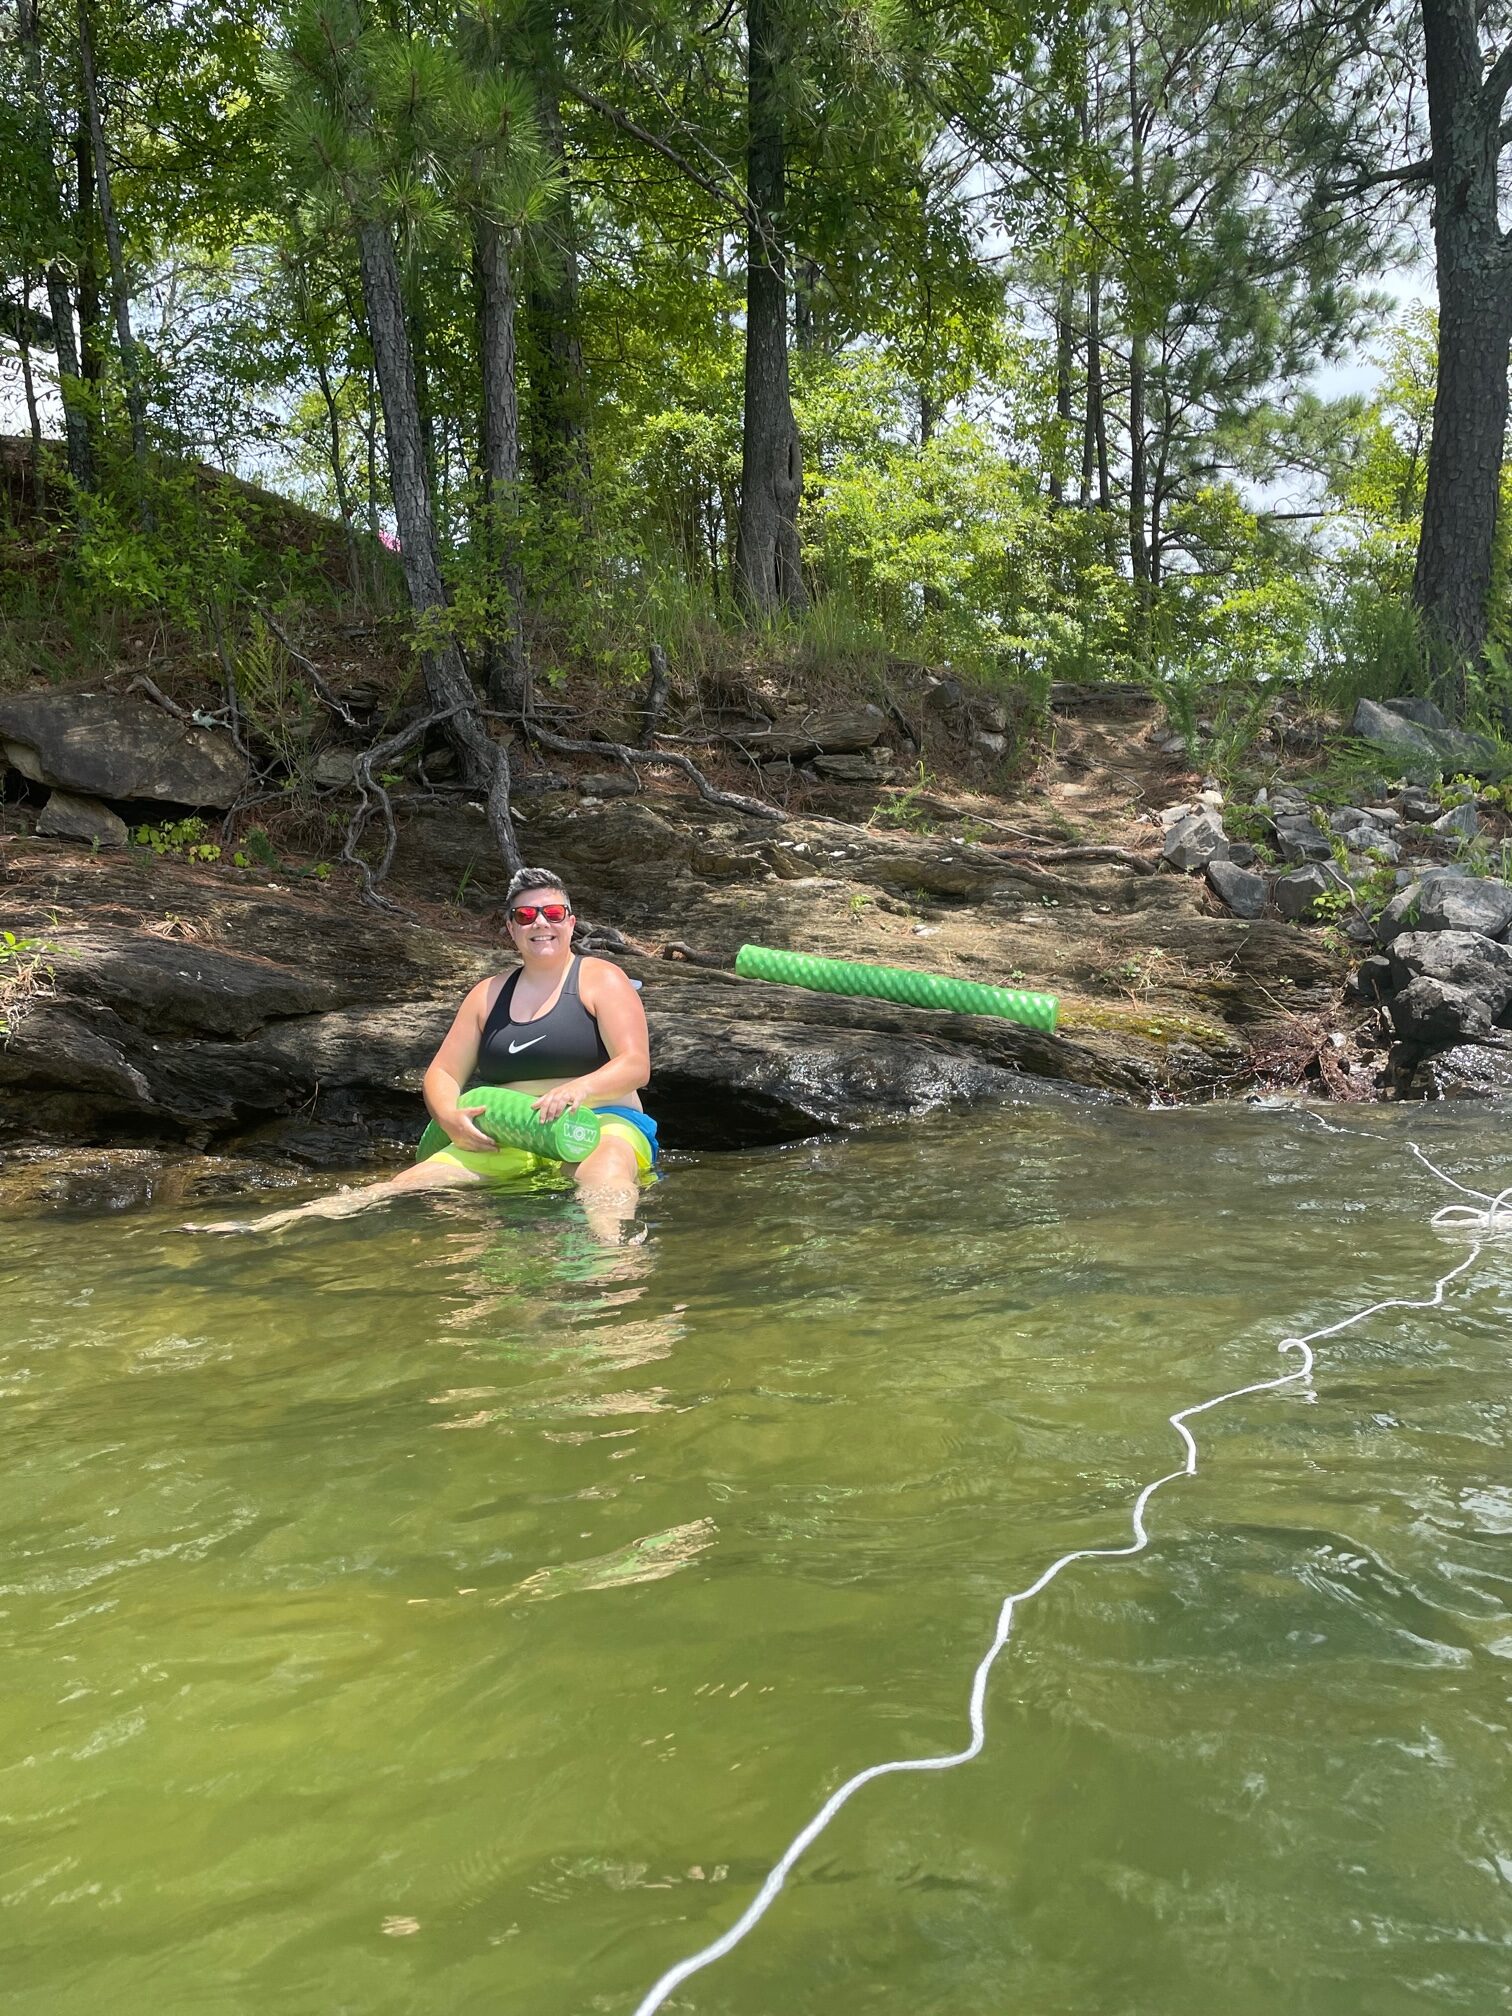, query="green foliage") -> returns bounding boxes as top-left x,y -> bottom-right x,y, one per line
1295,741 -> 1395,808
1308,886 -> 1352,924
868,761 -> 937,831
132,817 -> 221,863
0,929 -> 58,1038
0,0 -> 1503,754
1222,803 -> 1272,847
